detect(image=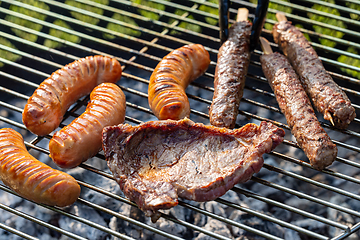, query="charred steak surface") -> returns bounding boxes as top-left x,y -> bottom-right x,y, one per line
102,118 -> 284,214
